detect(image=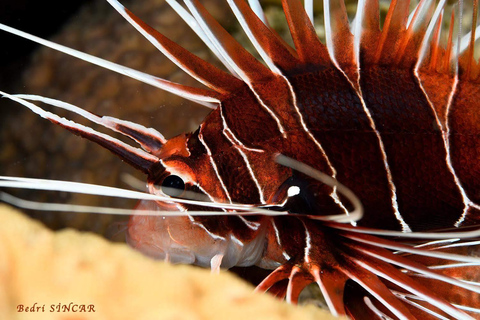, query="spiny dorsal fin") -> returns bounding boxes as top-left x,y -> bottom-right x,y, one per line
0,23 -> 222,108
424,9 -> 444,72
356,0 -> 380,63
443,8 -> 456,74
227,0 -> 299,73
394,0 -> 436,67
184,0 -> 275,84
415,1 -> 455,128
371,0 -> 411,65
282,0 -> 332,67
106,0 -> 244,95
244,0 -> 299,58
1,92 -> 159,174
323,0 -> 358,86
14,94 -> 166,154
458,0 -> 480,81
